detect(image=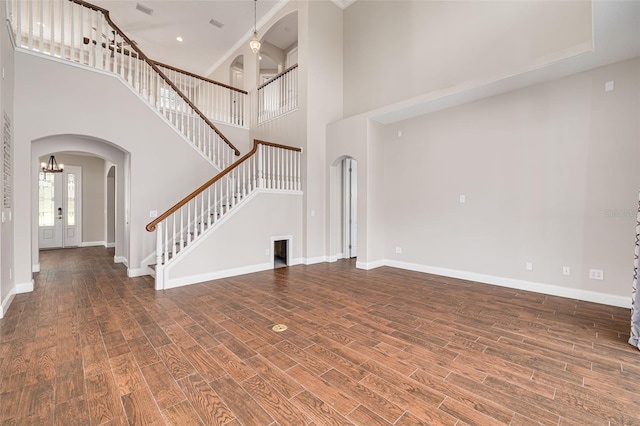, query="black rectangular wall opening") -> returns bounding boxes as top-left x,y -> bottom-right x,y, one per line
274,240 -> 288,268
